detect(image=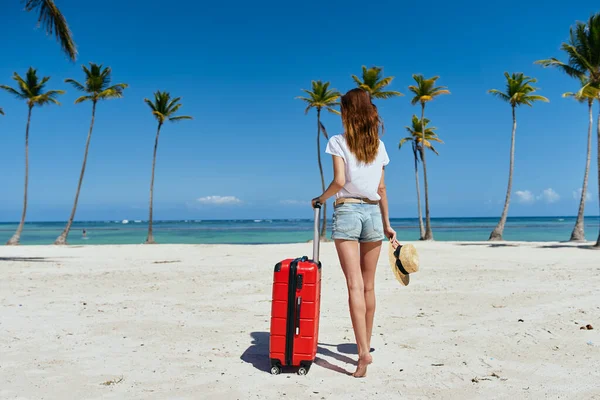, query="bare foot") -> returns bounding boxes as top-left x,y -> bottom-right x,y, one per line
353,353 -> 373,378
